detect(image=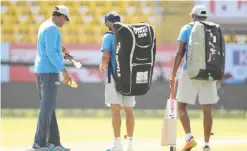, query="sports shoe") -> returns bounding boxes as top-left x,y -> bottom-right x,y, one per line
26,143 -> 50,151
47,143 -> 71,151
105,139 -> 123,151
105,145 -> 123,151
125,138 -> 134,151
181,136 -> 197,151
126,146 -> 134,151
203,145 -> 210,151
